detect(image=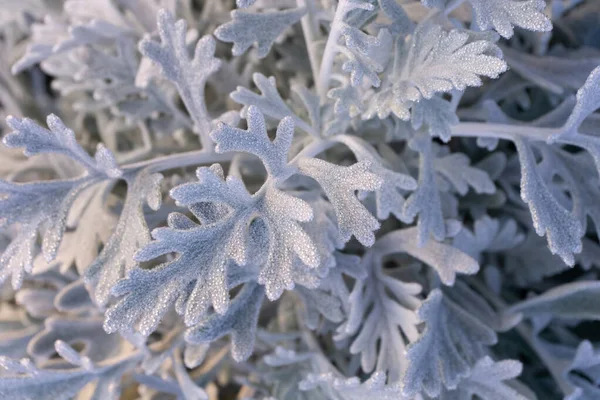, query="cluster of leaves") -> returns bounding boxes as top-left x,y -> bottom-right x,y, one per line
0,0 -> 599,399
